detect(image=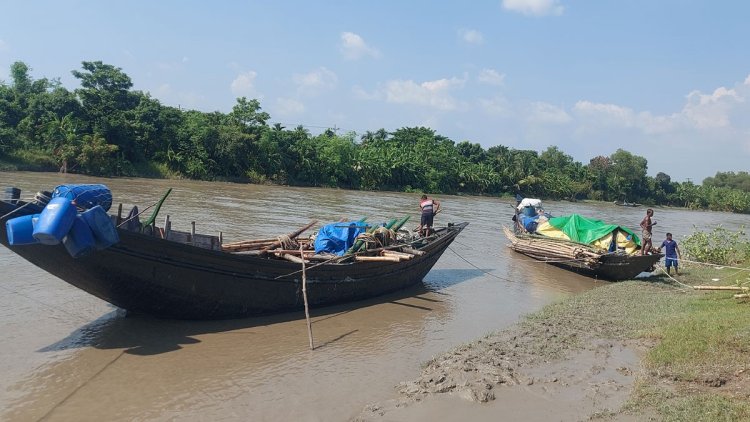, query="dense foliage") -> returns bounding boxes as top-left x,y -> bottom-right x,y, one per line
681,226 -> 750,266
2,60 -> 750,213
